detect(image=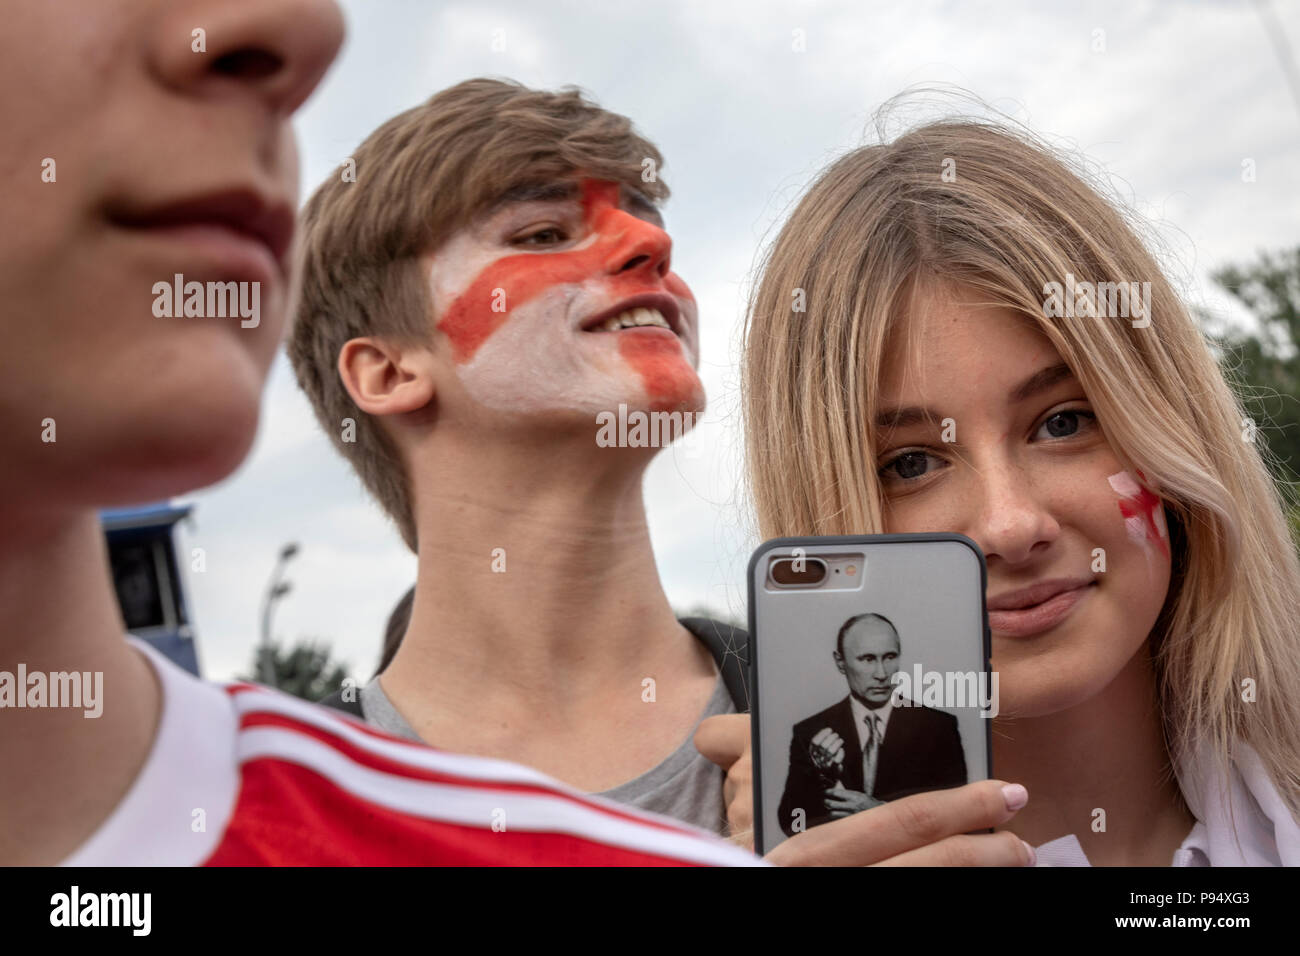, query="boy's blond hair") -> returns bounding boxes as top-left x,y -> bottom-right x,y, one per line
289,78 -> 668,549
